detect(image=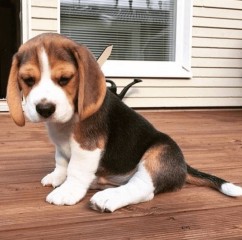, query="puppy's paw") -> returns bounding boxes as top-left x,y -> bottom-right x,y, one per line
46,181 -> 86,206
41,170 -> 66,188
90,188 -> 125,213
